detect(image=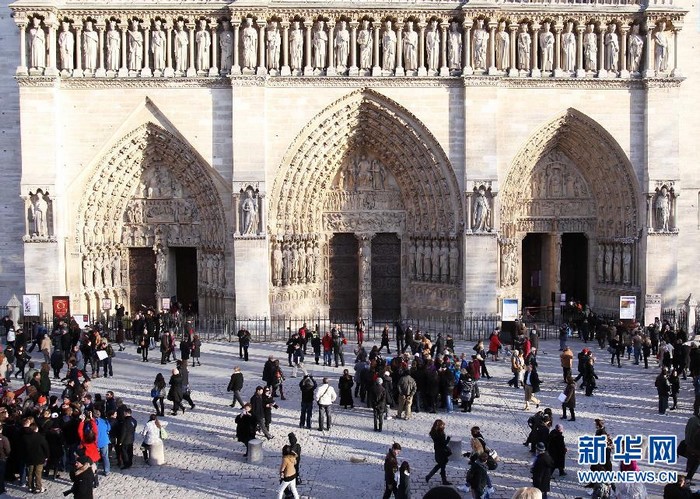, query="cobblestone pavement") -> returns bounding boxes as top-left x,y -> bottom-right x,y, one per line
4,336 -> 690,498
